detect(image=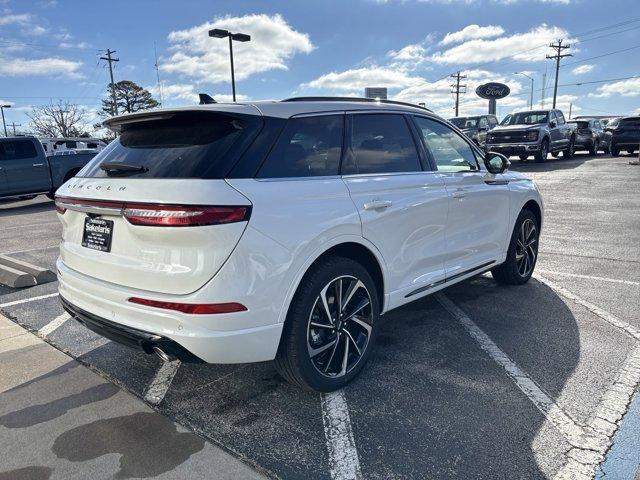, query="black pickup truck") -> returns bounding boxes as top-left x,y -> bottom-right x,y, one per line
0,136 -> 98,200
